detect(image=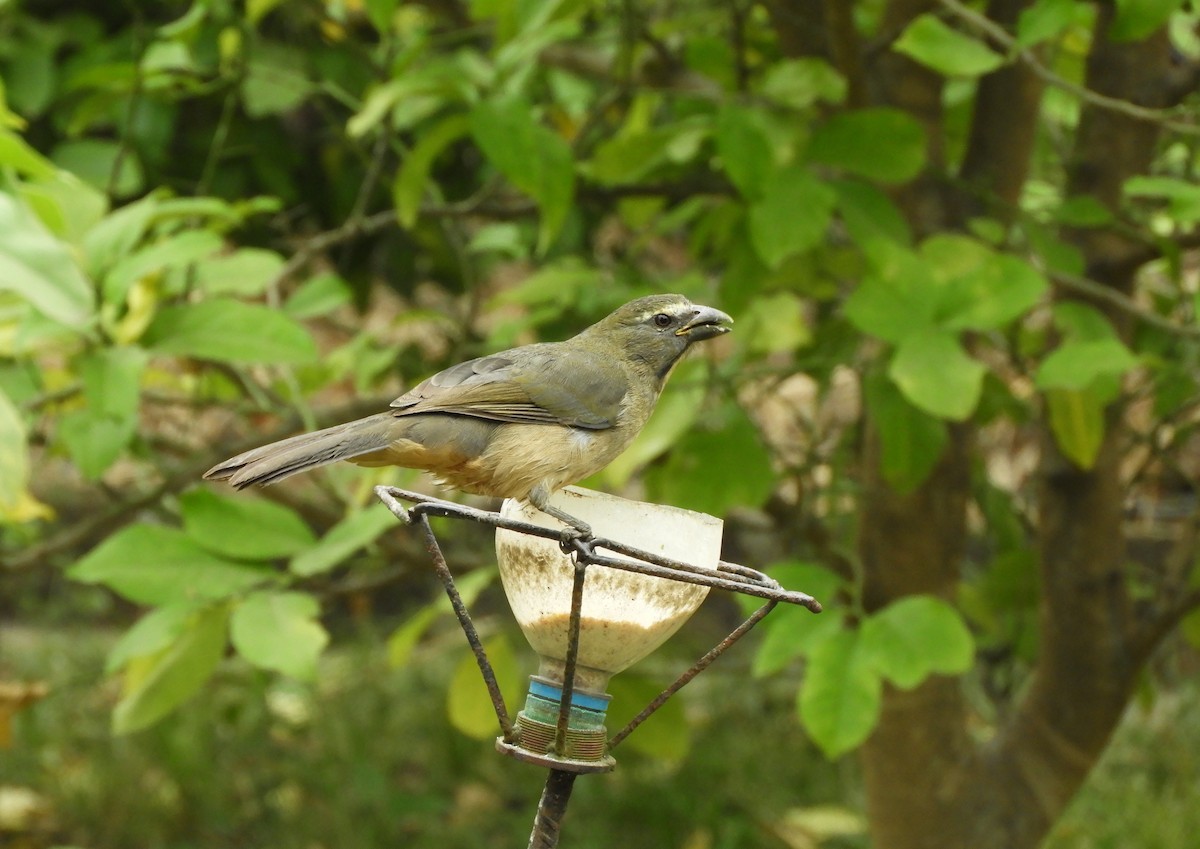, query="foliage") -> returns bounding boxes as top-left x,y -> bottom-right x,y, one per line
1,0 -> 1199,846
4,624 -> 1200,848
